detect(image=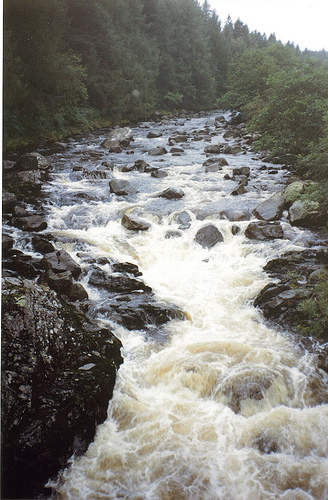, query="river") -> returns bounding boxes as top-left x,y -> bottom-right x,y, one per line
43,111 -> 328,499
